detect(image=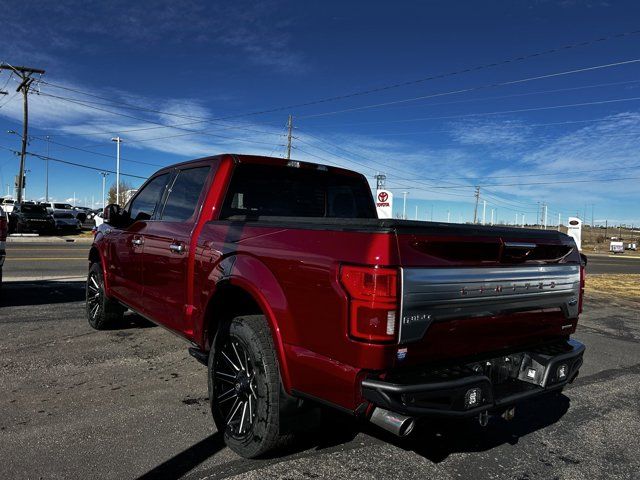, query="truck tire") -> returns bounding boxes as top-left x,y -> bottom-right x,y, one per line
208,314 -> 287,458
86,262 -> 124,330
